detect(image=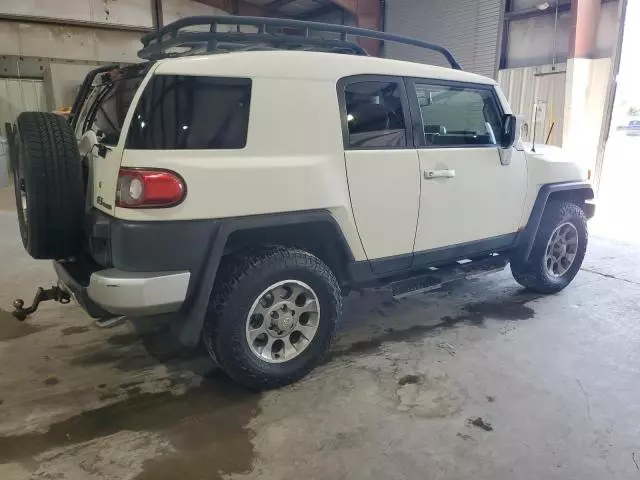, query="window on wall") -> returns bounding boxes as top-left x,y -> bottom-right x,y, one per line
127,76 -> 251,150
413,83 -> 502,147
344,80 -> 407,149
